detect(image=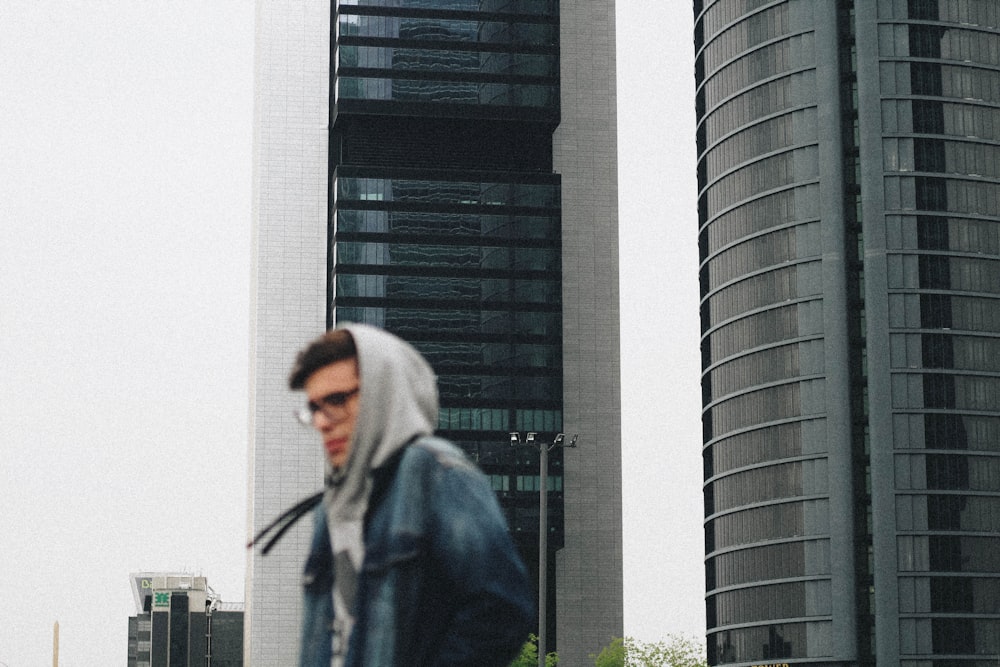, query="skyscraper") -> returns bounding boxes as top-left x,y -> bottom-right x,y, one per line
697,1 -> 1000,665
248,2 -> 622,665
